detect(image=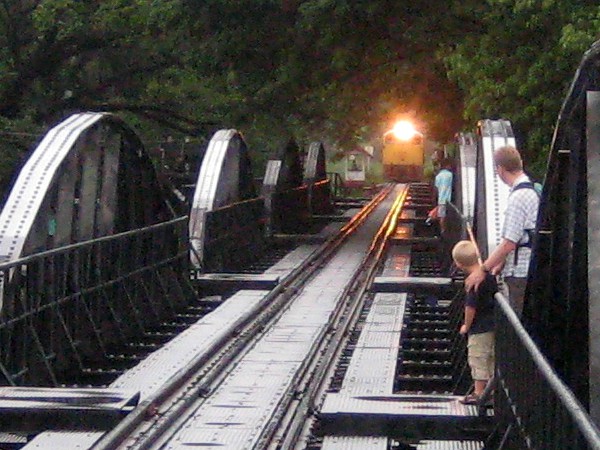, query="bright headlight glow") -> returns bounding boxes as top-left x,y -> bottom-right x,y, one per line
391,120 -> 418,141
